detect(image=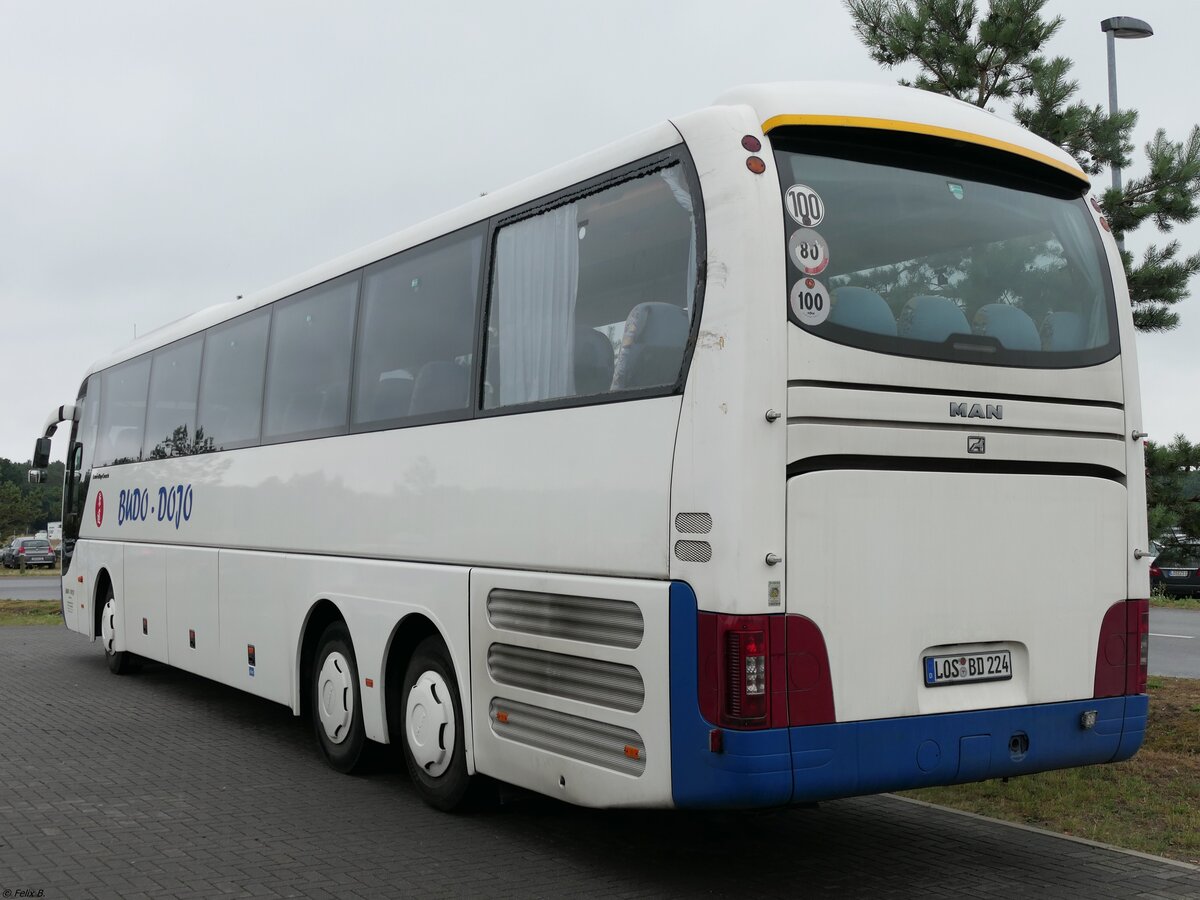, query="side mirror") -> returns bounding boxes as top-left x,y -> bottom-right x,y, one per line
28,469 -> 46,484
32,437 -> 52,469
